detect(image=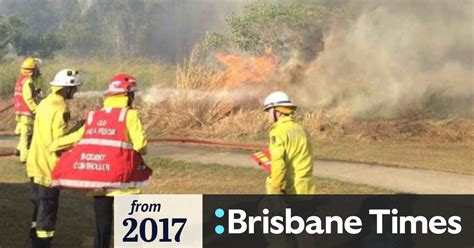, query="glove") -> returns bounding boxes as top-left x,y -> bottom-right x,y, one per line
65,118 -> 85,135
